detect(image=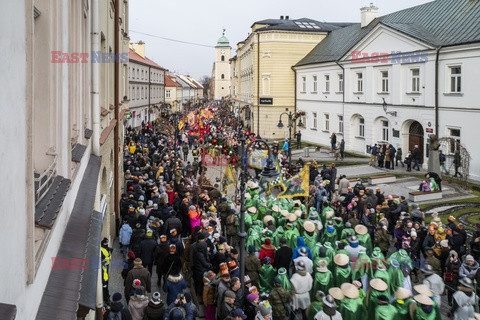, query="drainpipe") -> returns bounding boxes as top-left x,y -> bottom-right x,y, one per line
291,66 -> 297,133
114,0 -> 120,221
335,60 -> 345,143
257,32 -> 260,136
91,0 -> 100,156
434,46 -> 442,136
